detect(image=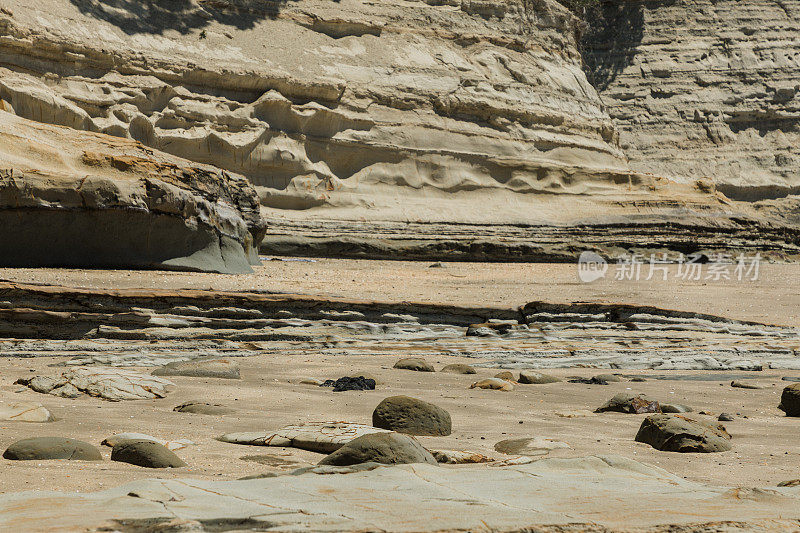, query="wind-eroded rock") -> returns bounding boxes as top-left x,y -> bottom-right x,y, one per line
17,368 -> 175,401
0,112 -> 264,273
